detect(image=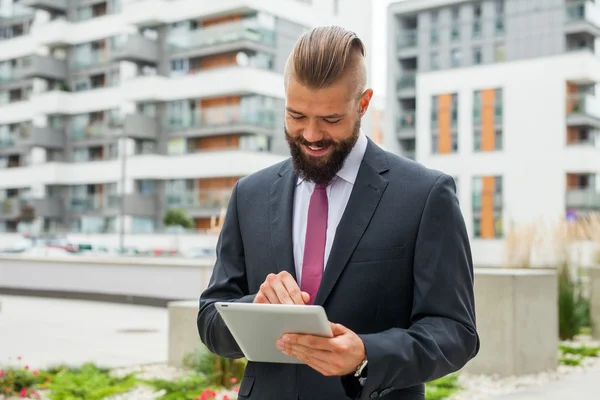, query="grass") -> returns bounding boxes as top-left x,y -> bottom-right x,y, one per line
425,374 -> 461,400
558,343 -> 600,367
